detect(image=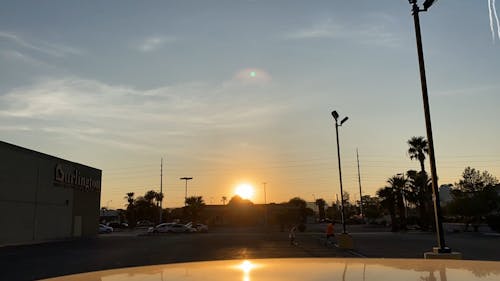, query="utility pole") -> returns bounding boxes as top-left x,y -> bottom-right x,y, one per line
159,158 -> 163,223
356,148 -> 364,220
263,182 -> 268,228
